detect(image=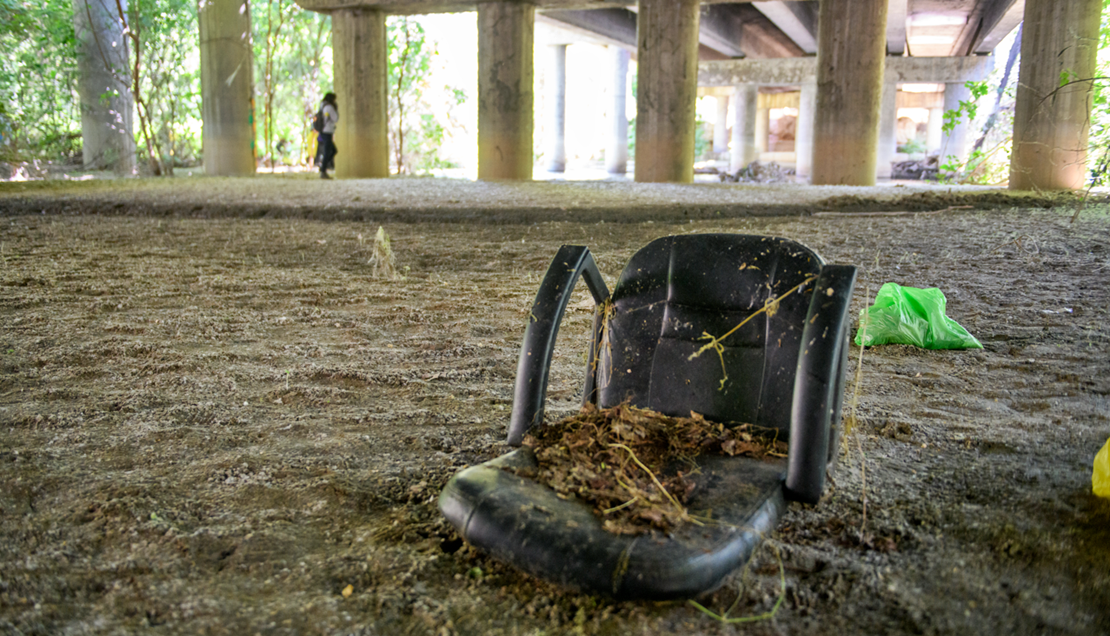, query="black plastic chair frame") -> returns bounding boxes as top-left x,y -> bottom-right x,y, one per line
441,235 -> 857,599
506,244 -> 855,504
508,245 -> 610,446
